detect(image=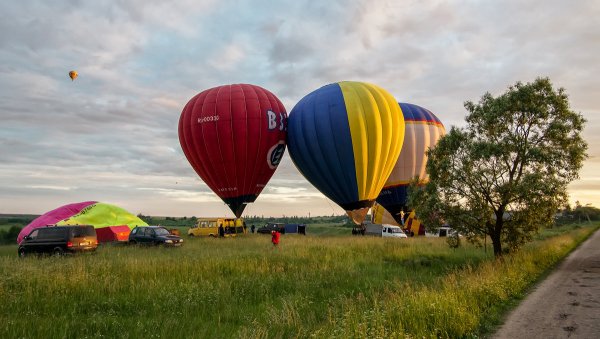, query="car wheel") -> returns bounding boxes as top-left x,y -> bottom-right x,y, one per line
53,247 -> 64,256
18,247 -> 26,258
